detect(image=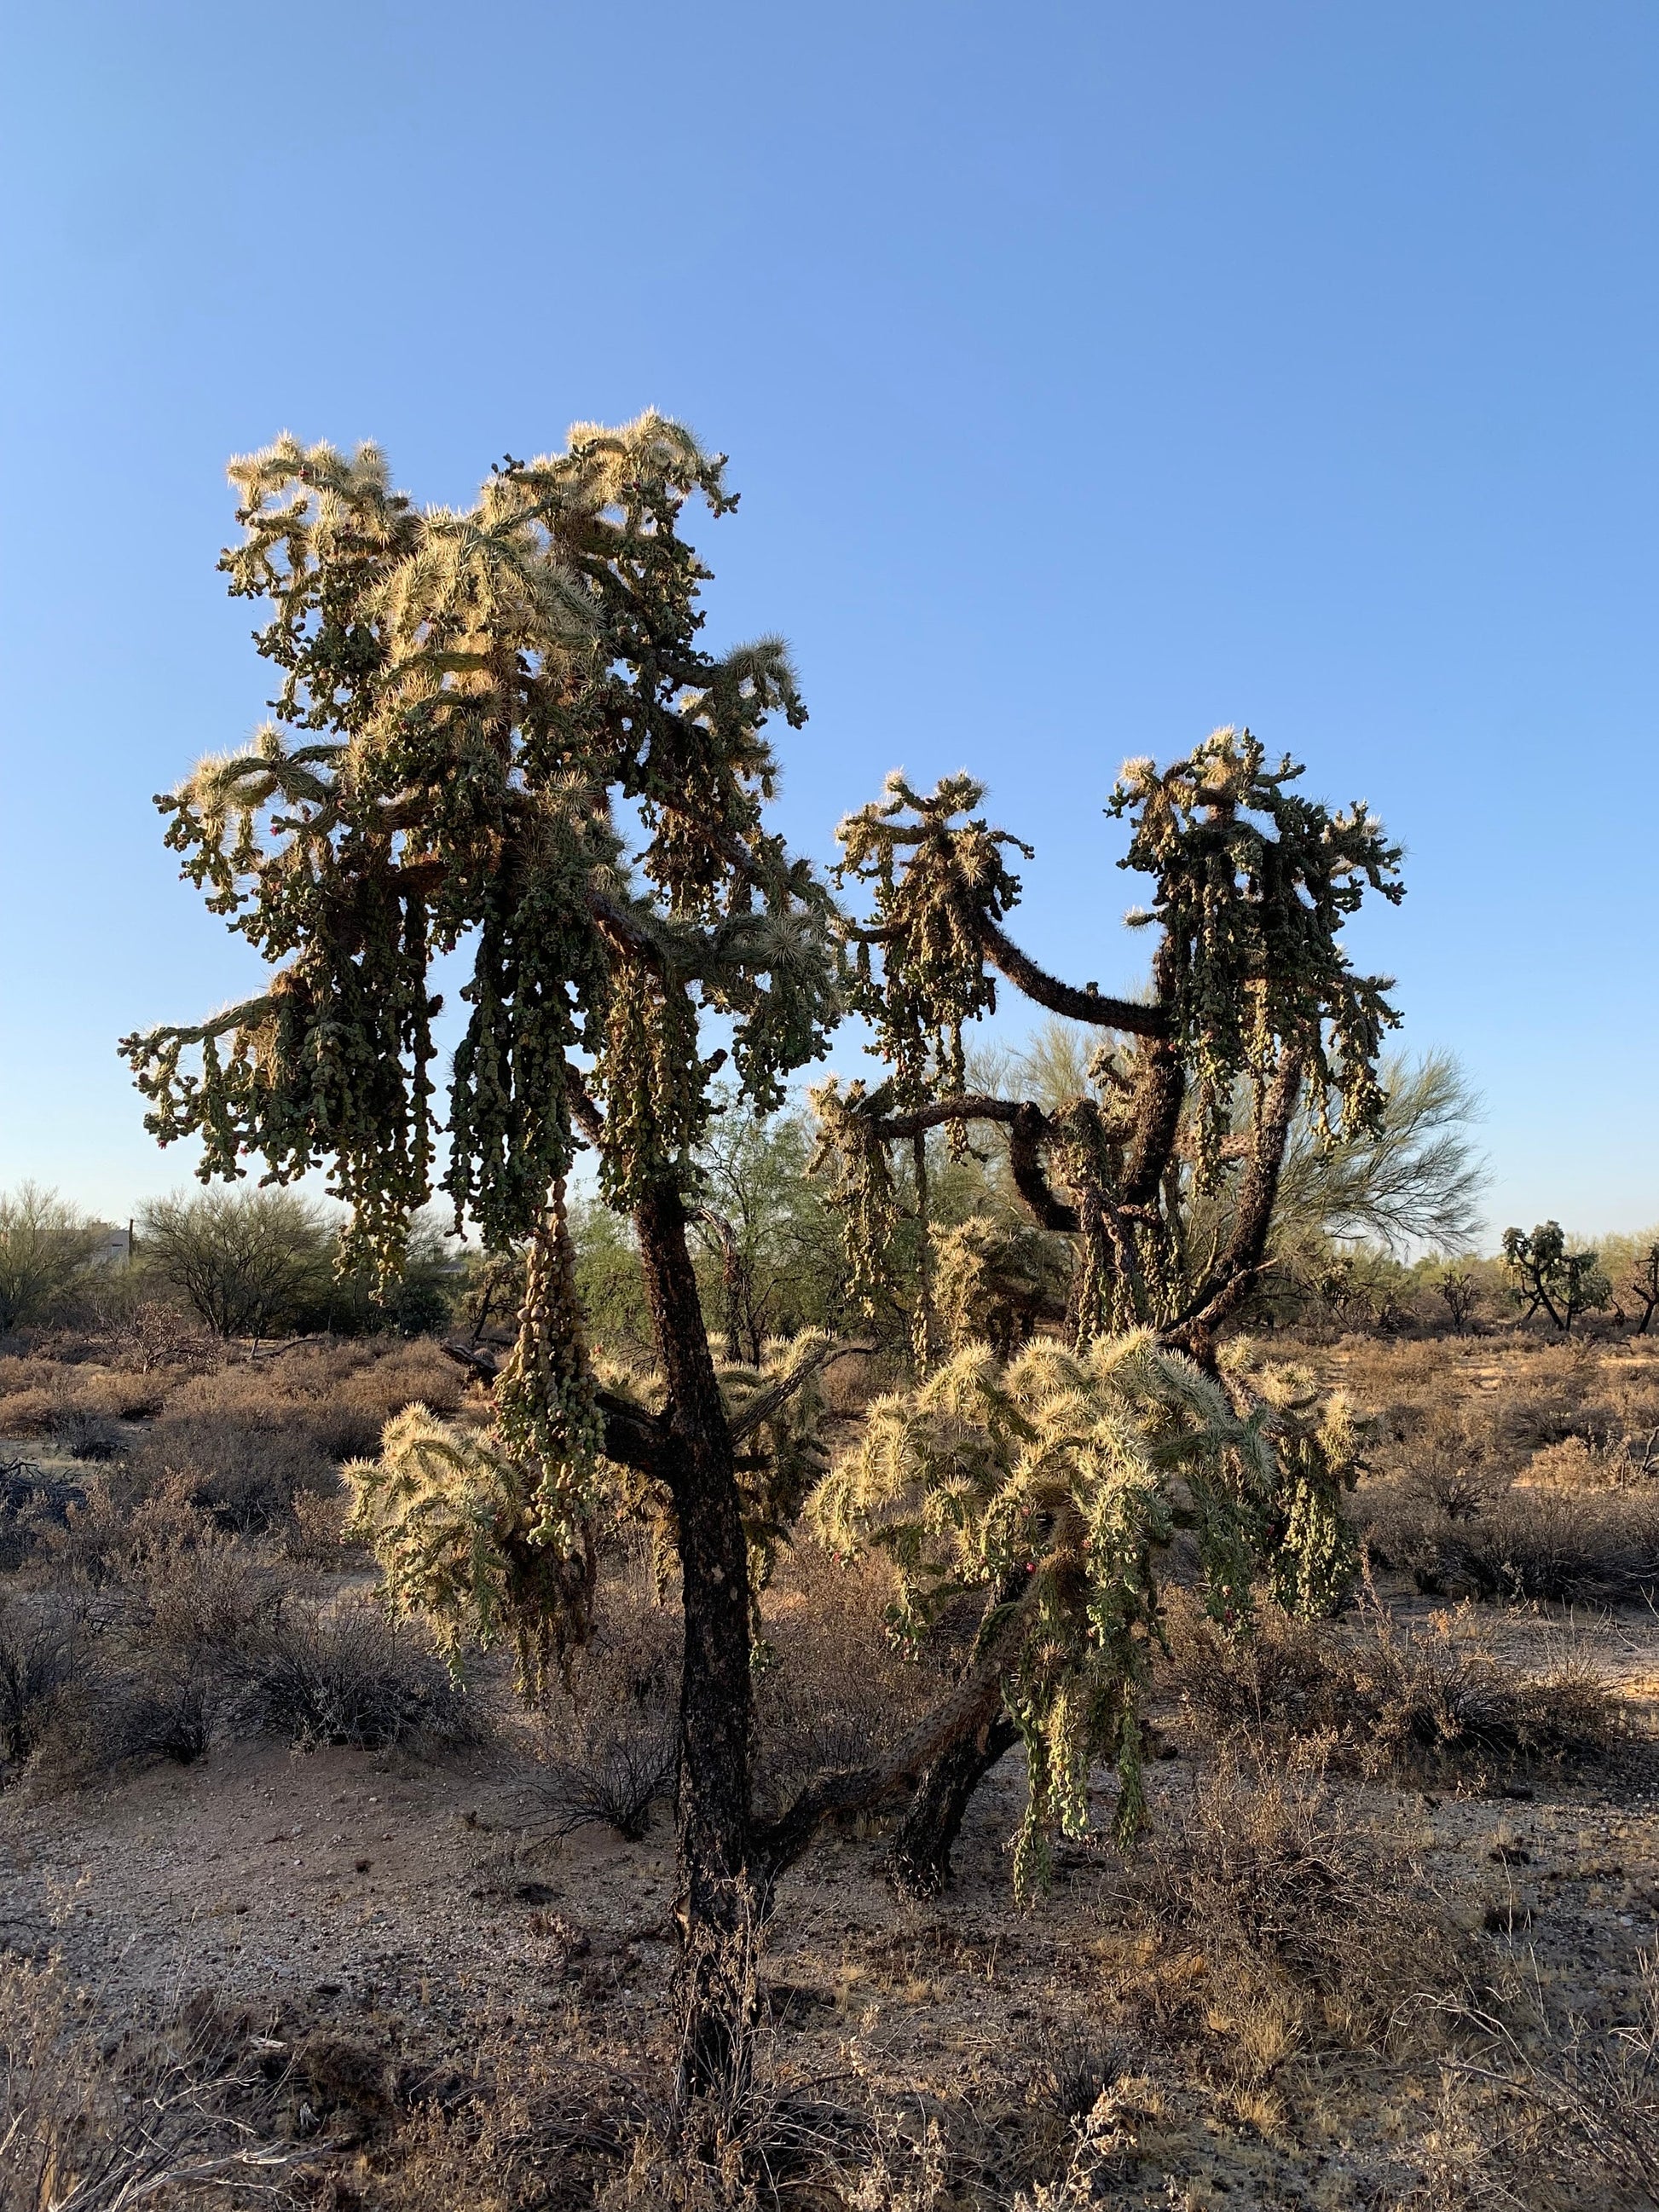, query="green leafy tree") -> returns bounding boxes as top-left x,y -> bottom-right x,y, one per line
1270,1051 -> 1486,1254
958,1033 -> 1486,1339
118,417 -> 852,2098
1501,1221 -> 1611,1334
137,1188 -> 332,1341
0,1186 -> 103,1332
690,1094 -> 848,1362
568,1199 -> 654,1361
312,1209 -> 464,1337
